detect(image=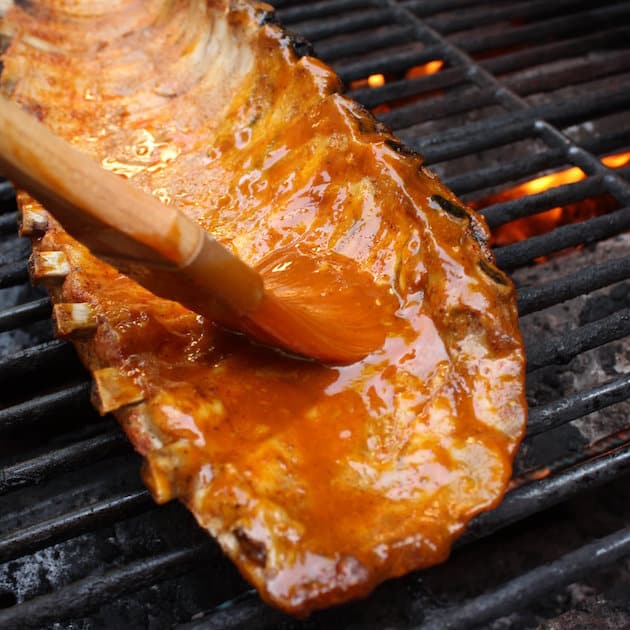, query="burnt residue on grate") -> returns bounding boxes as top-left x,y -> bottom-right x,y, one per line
2,0 -> 630,628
